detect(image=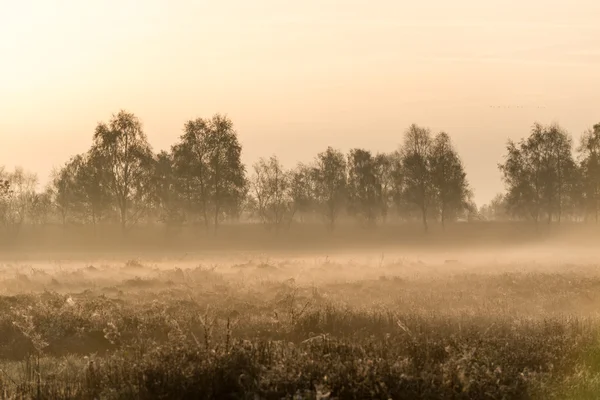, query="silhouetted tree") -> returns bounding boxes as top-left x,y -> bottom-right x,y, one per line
73,151 -> 113,228
578,123 -> 600,222
479,193 -> 509,221
373,152 -> 397,223
29,188 -> 53,226
289,163 -> 316,223
172,115 -> 246,233
312,147 -> 347,230
51,159 -> 80,226
251,155 -> 293,230
499,123 -> 576,224
0,171 -> 9,201
152,150 -> 184,235
0,167 -> 38,238
347,148 -> 382,226
430,132 -> 471,227
399,124 -> 434,231
91,110 -> 155,234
